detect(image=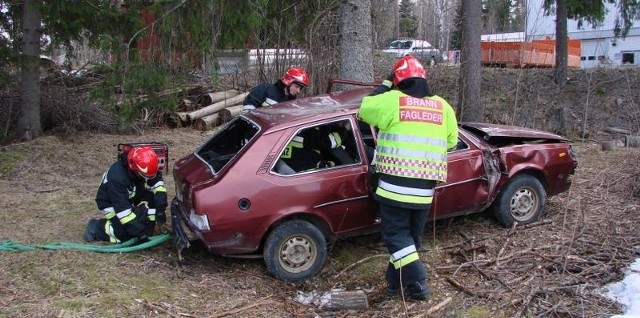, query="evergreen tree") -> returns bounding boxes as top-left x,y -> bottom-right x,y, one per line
0,1 -> 138,140
399,0 -> 417,37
